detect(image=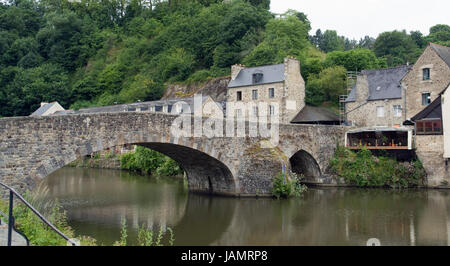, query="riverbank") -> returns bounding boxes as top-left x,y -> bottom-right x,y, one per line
67,146 -> 184,177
